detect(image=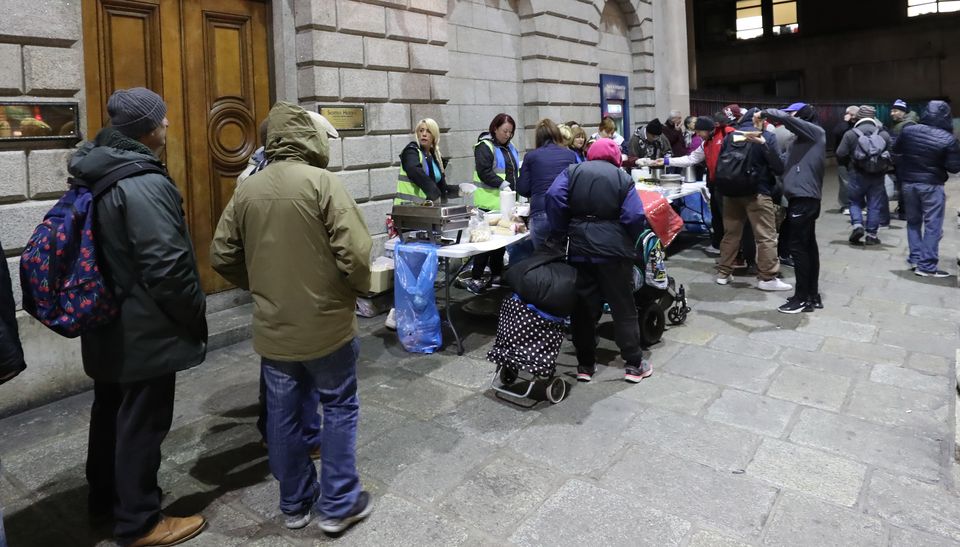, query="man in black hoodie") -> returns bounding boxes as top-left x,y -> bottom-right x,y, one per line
763,103 -> 827,313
